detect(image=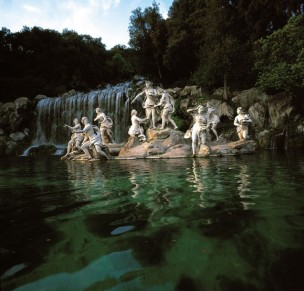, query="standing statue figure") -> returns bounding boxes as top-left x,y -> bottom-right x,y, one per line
62,118 -> 84,158
154,91 -> 178,130
128,109 -> 147,142
131,81 -> 160,129
234,107 -> 252,140
207,102 -> 220,141
187,105 -> 210,157
94,108 -> 114,143
76,117 -> 110,160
